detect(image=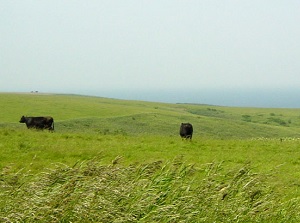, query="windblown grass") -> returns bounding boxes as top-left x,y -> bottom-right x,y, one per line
1,159 -> 298,222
